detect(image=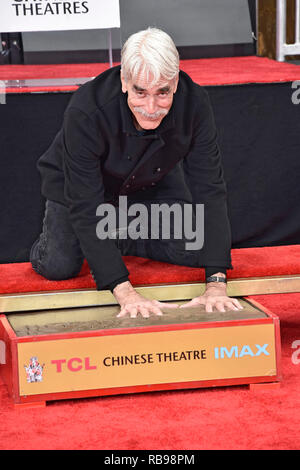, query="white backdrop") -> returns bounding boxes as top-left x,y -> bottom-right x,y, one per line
0,0 -> 120,33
